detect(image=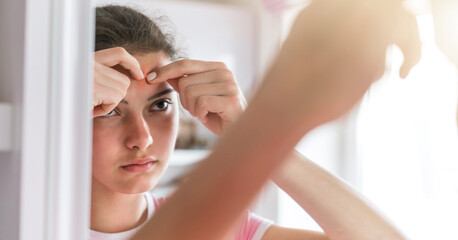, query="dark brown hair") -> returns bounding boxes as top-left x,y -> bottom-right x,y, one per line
95,5 -> 177,59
